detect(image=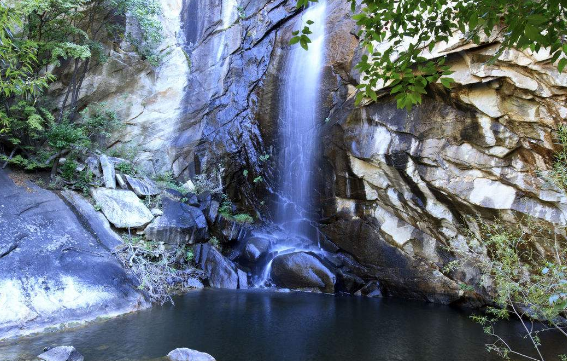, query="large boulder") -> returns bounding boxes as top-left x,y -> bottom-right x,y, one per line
91,188 -> 154,228
0,170 -> 146,340
270,252 -> 336,293
167,348 -> 216,361
144,197 -> 208,245
195,244 -> 239,289
124,175 -> 160,196
60,190 -> 123,250
37,346 -> 84,361
242,236 -> 273,263
214,215 -> 250,243
99,155 -> 116,189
